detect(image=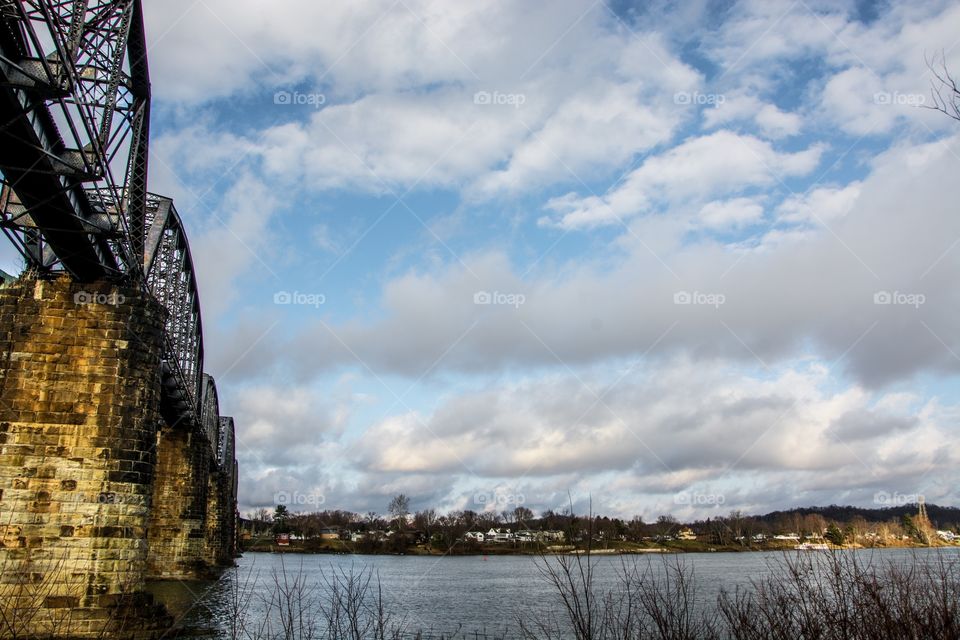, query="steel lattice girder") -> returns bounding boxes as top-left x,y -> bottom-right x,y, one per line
0,2 -> 213,444
0,0 -> 150,279
217,416 -> 235,475
138,192 -> 204,427
200,373 -> 219,462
